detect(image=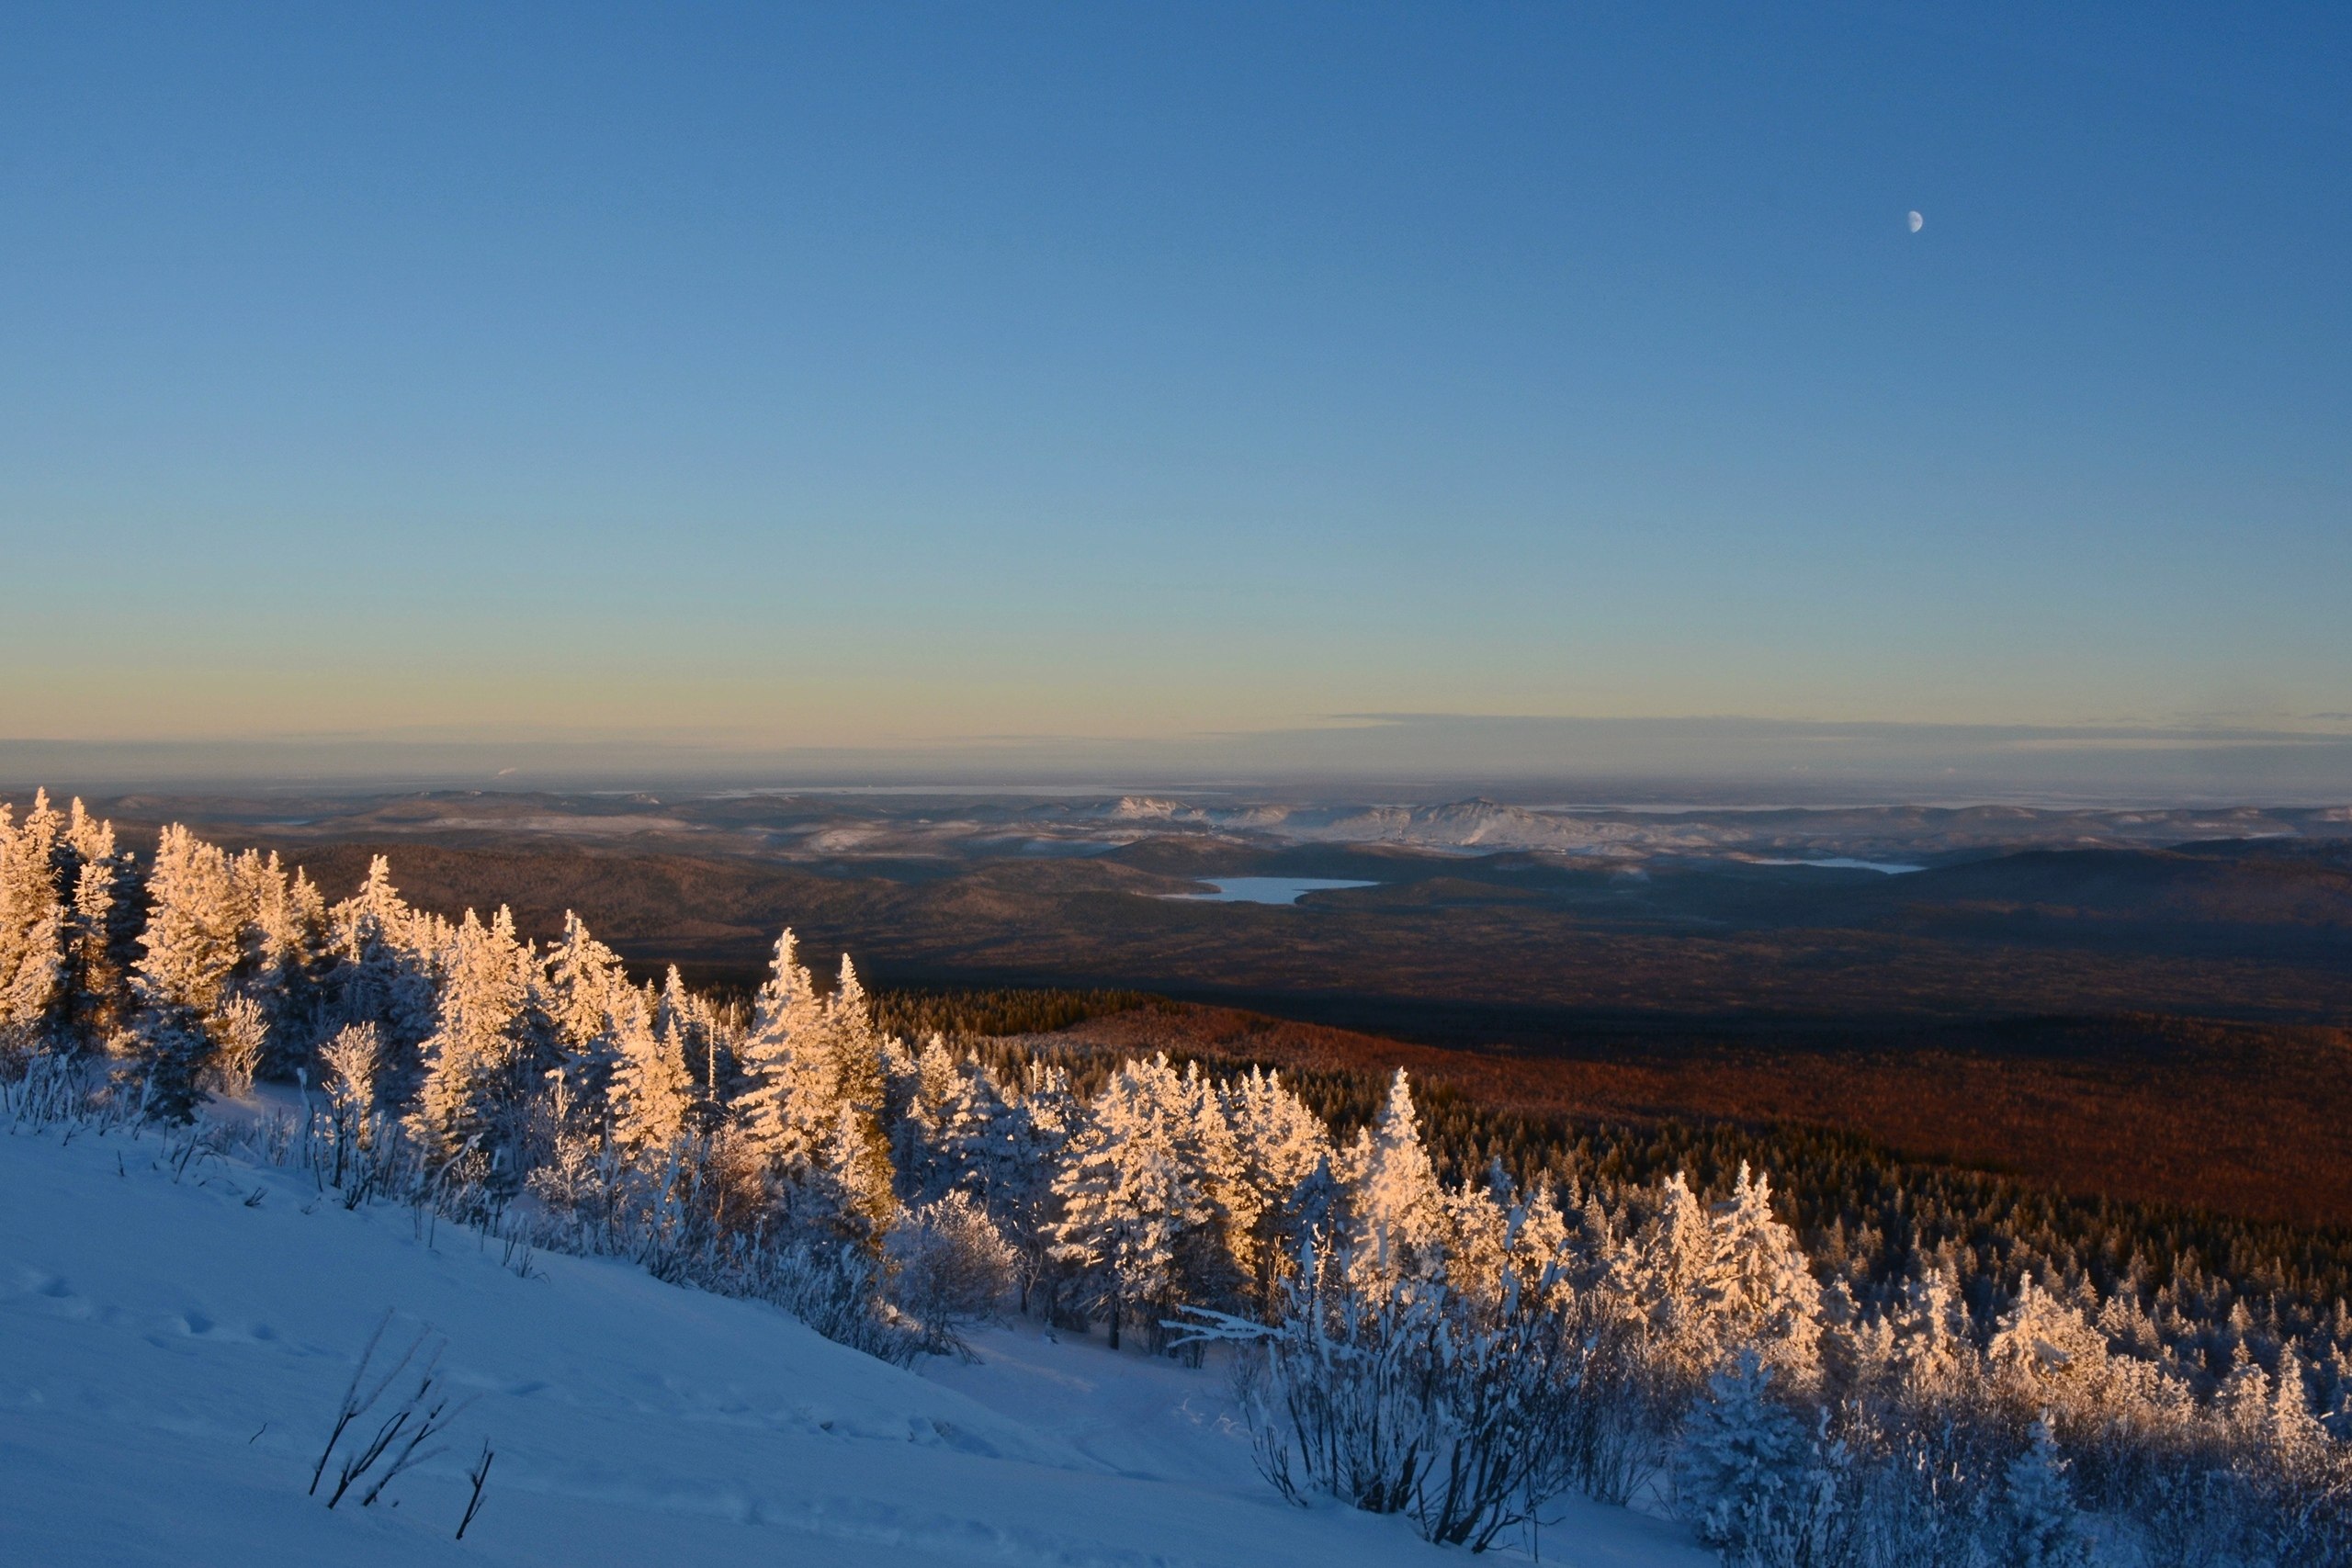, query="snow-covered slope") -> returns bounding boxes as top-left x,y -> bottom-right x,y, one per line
0,1122 -> 1708,1568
